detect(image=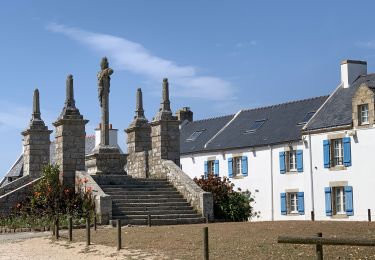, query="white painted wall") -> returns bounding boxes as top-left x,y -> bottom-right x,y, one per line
181,141 -> 310,221
340,61 -> 367,88
306,127 -> 375,221
94,128 -> 122,151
